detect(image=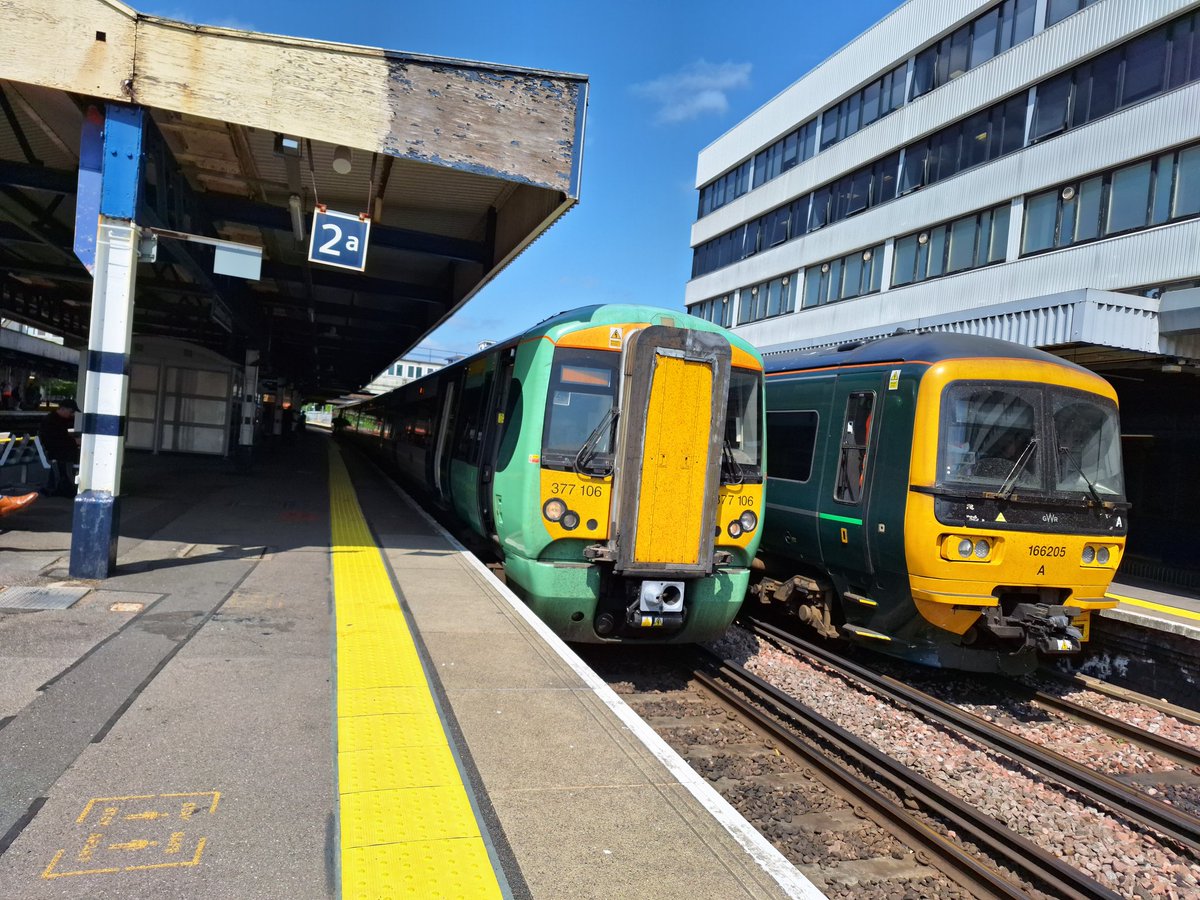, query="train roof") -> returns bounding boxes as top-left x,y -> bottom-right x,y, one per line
764,331 -> 1092,375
